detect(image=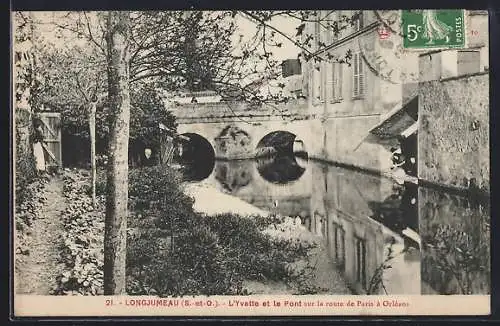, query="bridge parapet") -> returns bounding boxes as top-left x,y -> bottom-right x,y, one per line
168,99 -> 310,123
